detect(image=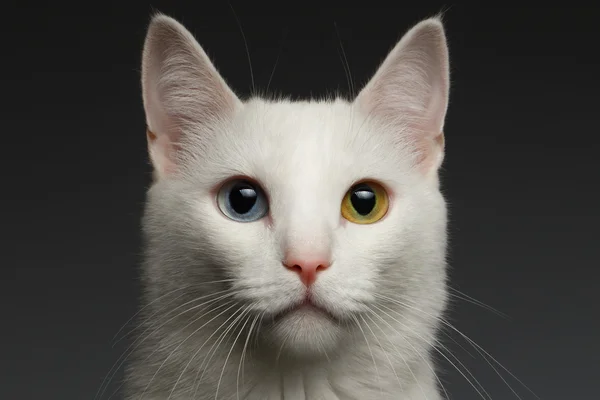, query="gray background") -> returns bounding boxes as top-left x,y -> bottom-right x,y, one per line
3,3 -> 598,399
